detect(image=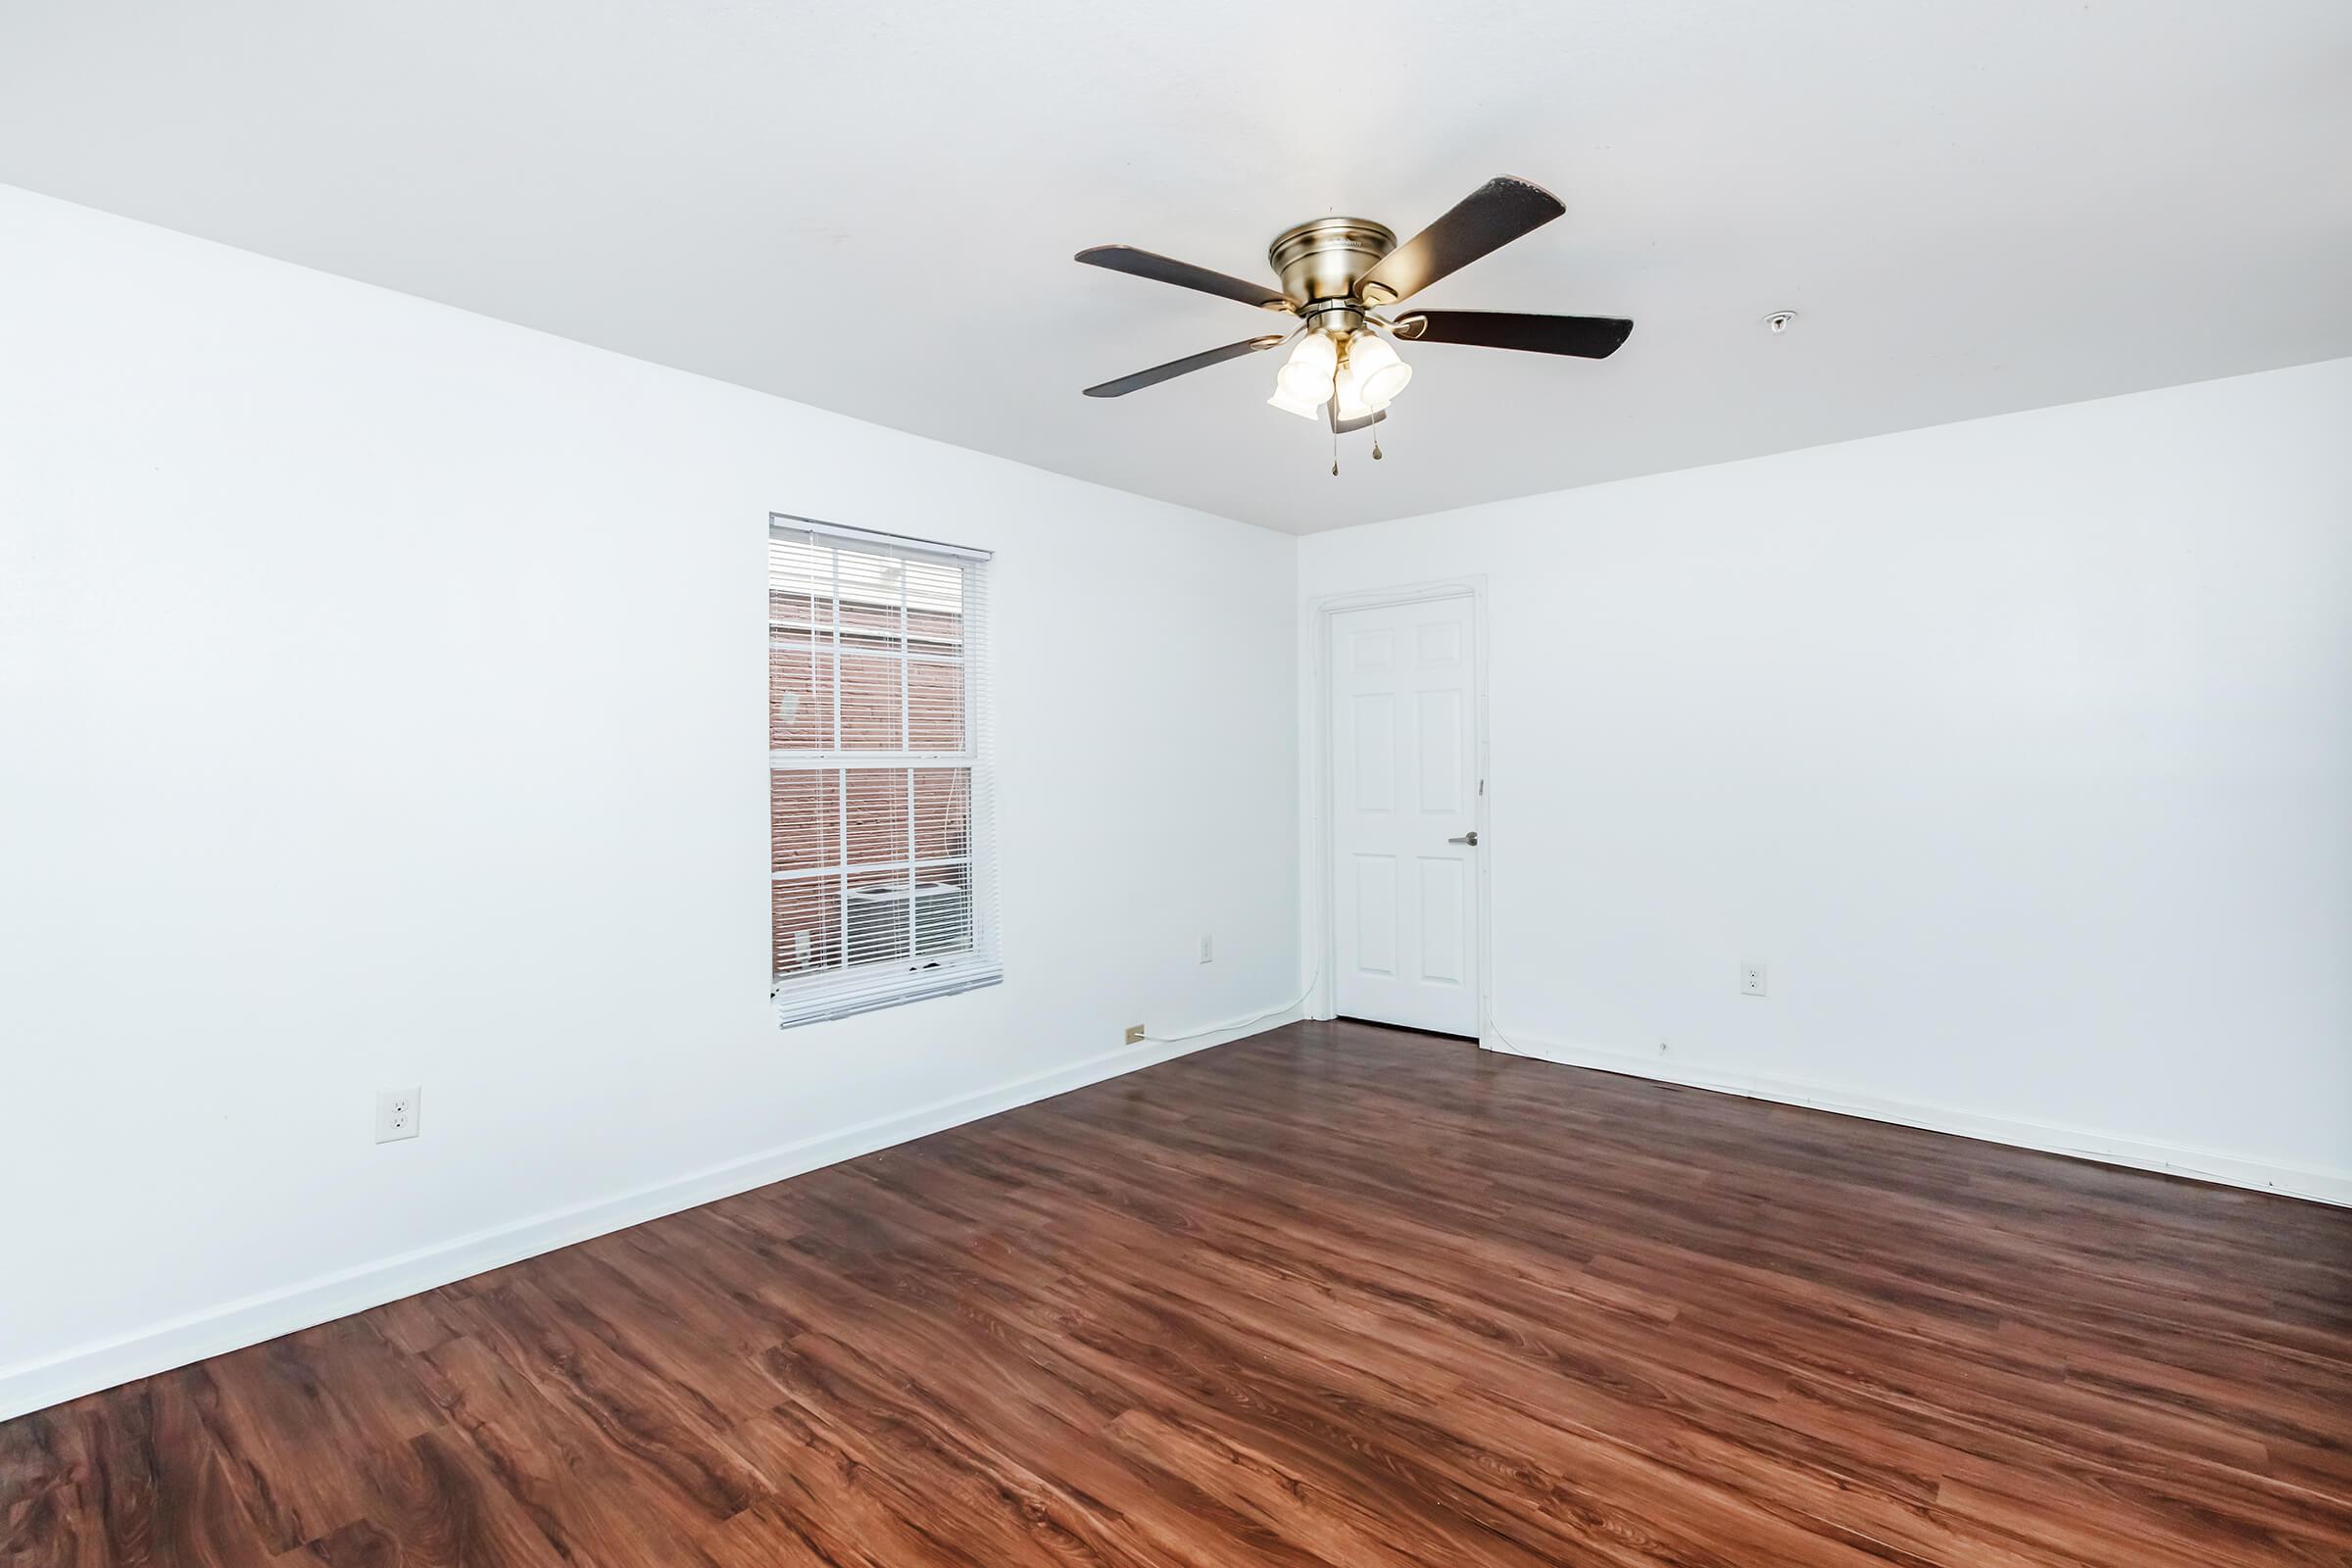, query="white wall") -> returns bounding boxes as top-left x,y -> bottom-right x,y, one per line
1300,359 -> 2352,1200
5,174 -> 2346,1424
0,185 -> 1301,1417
